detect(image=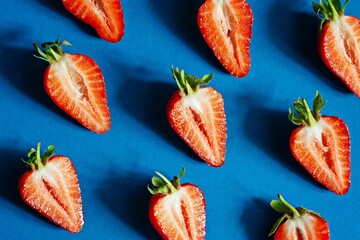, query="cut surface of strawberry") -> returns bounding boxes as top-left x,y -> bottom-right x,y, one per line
288,91 -> 351,195
269,194 -> 330,240
34,38 -> 111,134
148,168 -> 206,240
167,67 -> 227,167
313,0 -> 360,96
19,143 -> 83,233
198,0 -> 253,77
62,0 -> 125,43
